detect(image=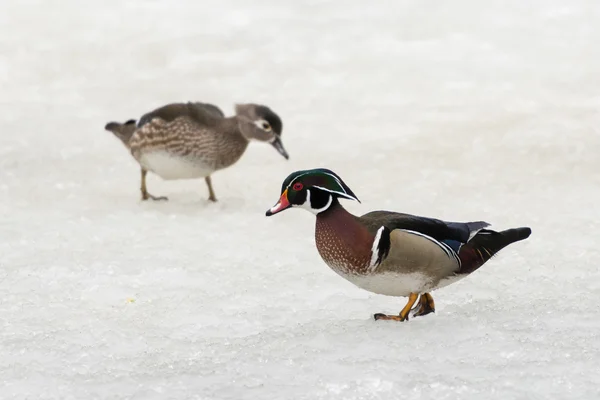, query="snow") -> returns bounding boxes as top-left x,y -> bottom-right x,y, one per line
1,0 -> 599,399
